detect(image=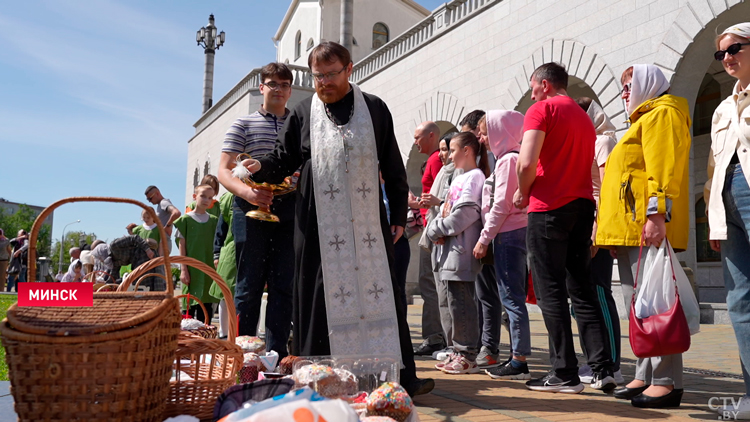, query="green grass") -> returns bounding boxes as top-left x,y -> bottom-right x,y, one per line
0,295 -> 18,381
